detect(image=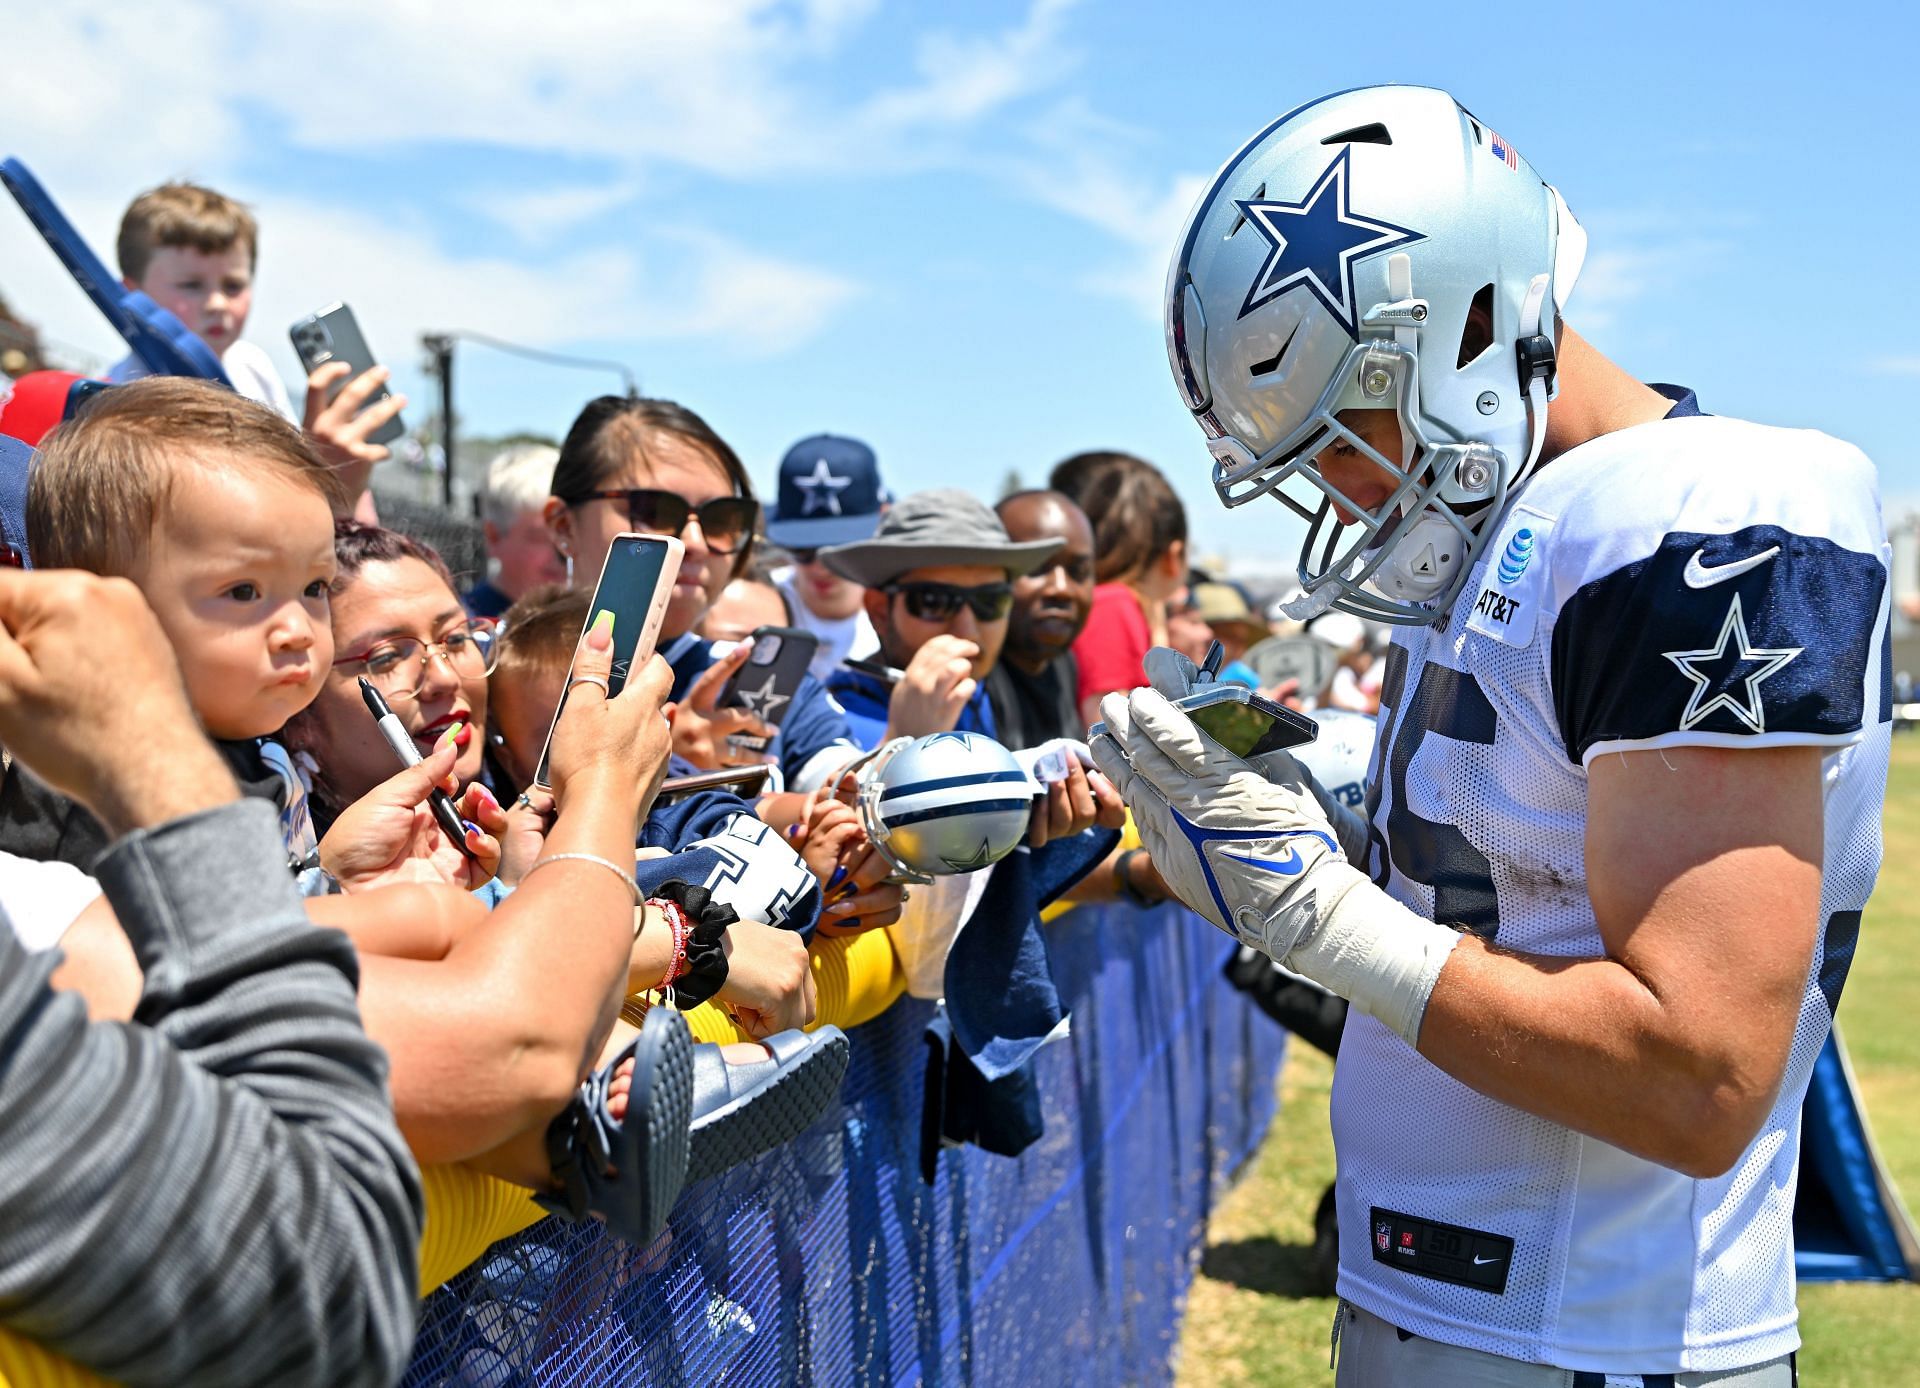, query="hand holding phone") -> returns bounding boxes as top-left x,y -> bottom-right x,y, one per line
534,534 -> 683,788
290,303 -> 405,446
719,626 -> 818,732
1178,684 -> 1319,760
538,610 -> 677,813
